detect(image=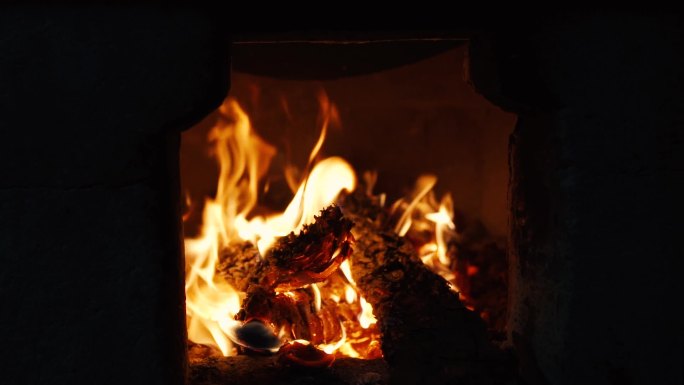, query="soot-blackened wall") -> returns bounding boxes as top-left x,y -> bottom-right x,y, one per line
471,13 -> 683,385
0,6 -> 228,385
